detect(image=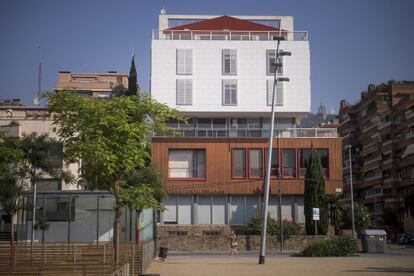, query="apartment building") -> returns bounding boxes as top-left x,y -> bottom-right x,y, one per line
56,71 -> 128,98
151,14 -> 342,228
338,82 -> 414,231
